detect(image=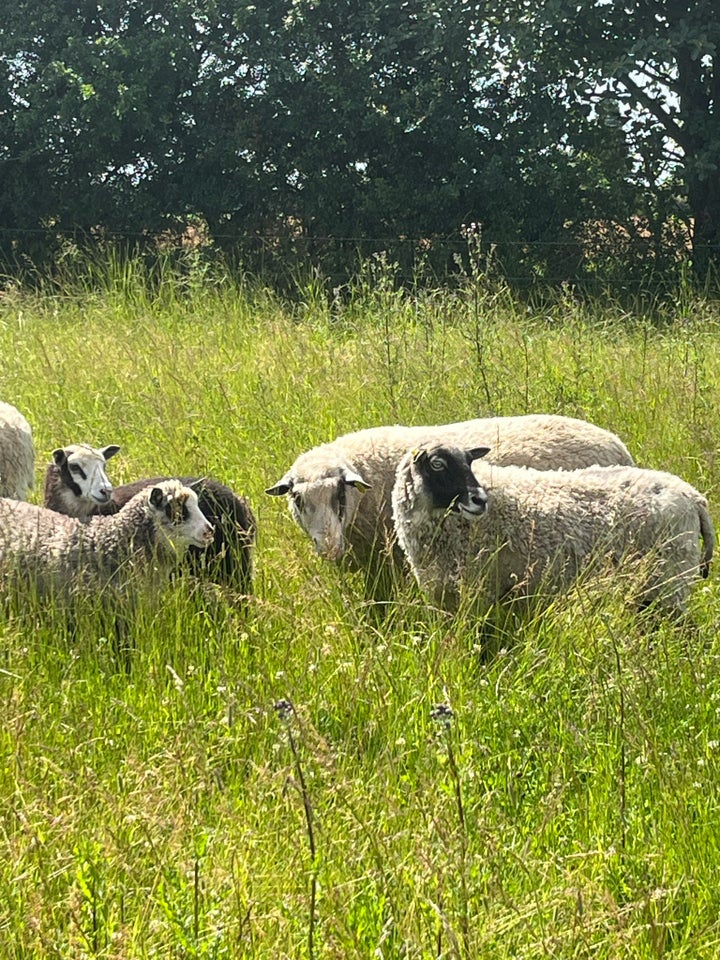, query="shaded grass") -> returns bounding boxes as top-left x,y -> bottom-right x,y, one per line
1,261 -> 720,955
